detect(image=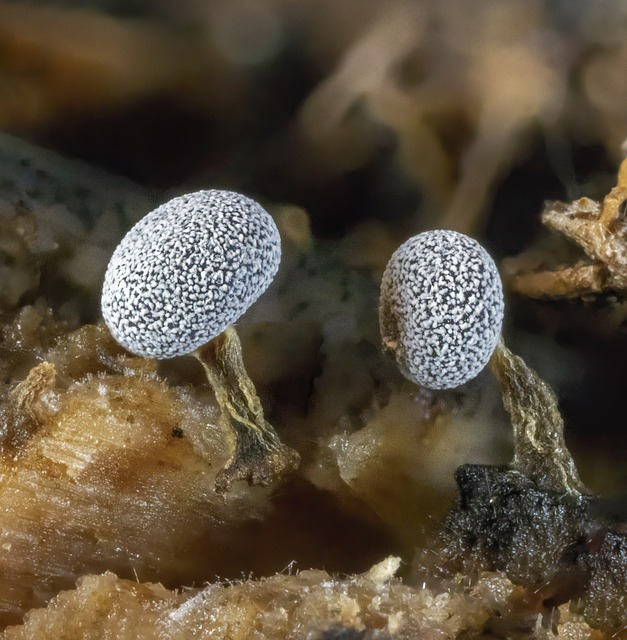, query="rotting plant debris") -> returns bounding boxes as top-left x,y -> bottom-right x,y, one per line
506,159 -> 627,299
